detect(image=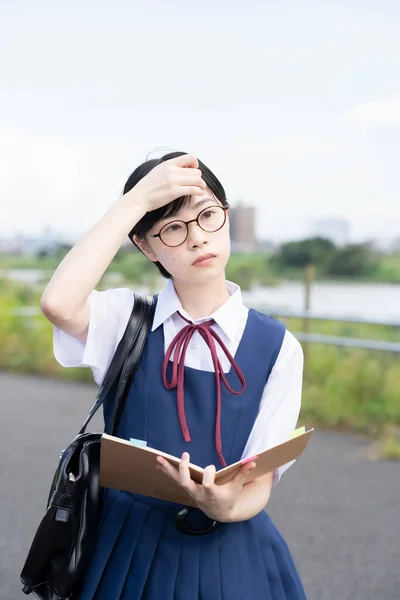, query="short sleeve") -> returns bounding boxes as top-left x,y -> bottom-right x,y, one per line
53,288 -> 135,386
241,330 -> 304,485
